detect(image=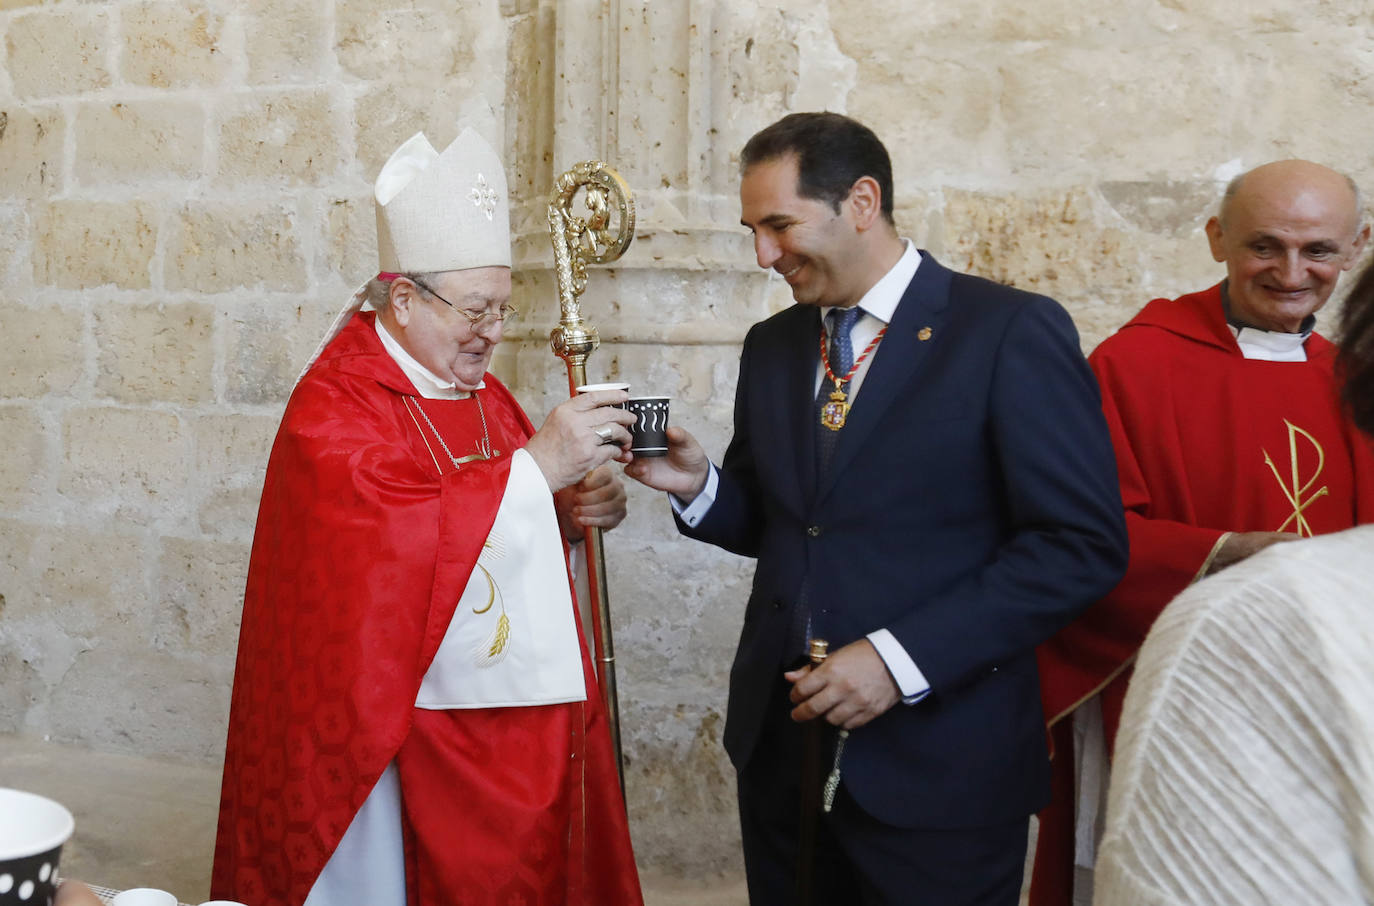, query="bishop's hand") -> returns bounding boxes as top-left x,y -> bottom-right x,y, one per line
525,389 -> 636,492
554,464 -> 627,540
